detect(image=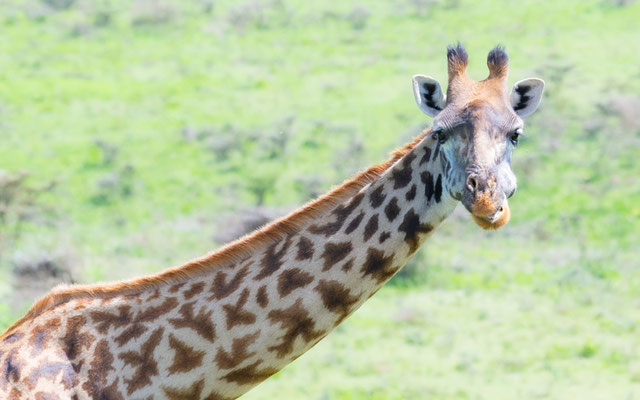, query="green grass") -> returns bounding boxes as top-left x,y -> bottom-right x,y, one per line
1,0 -> 639,398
